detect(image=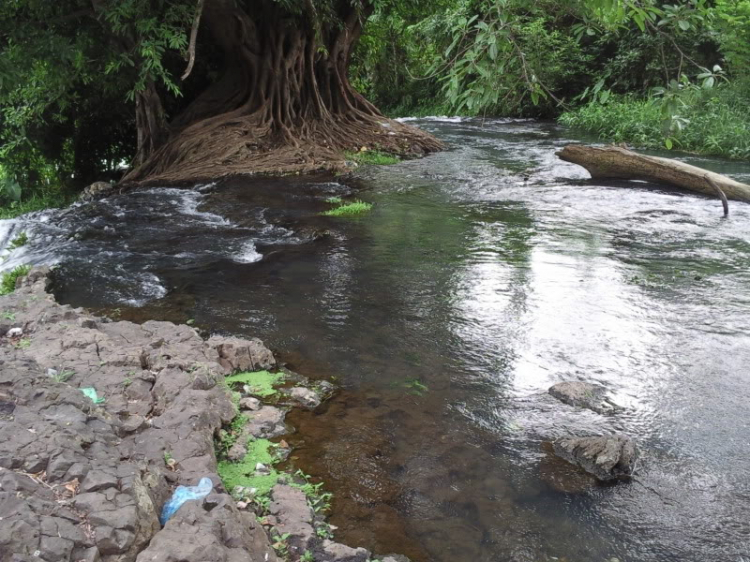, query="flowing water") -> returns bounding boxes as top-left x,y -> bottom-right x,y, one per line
3,118 -> 750,561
